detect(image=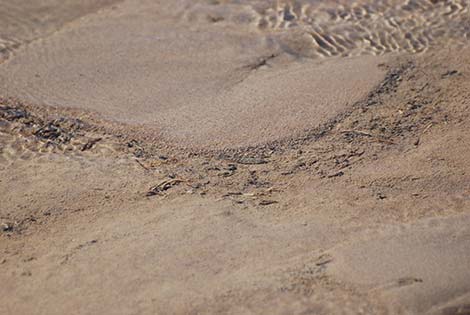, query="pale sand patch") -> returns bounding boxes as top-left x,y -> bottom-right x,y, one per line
327,214 -> 470,314
0,0 -> 386,149
0,0 -> 121,59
